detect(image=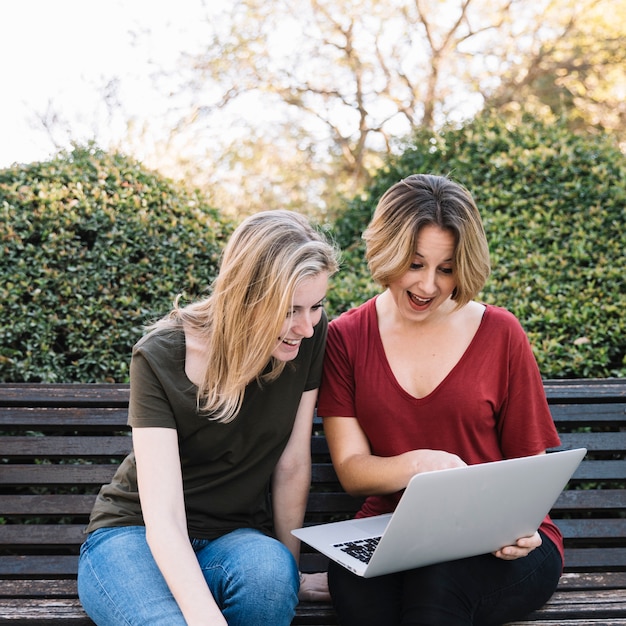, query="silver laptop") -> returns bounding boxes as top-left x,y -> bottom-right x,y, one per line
293,448 -> 586,578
